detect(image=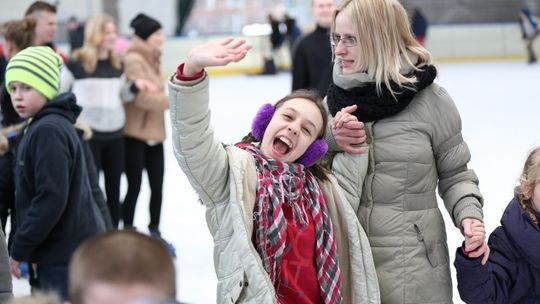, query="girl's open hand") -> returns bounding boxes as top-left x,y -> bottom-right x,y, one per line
184,37 -> 252,76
